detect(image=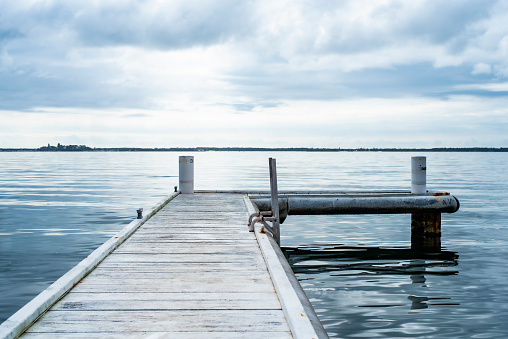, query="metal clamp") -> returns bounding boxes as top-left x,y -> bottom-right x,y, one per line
248,211 -> 276,232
